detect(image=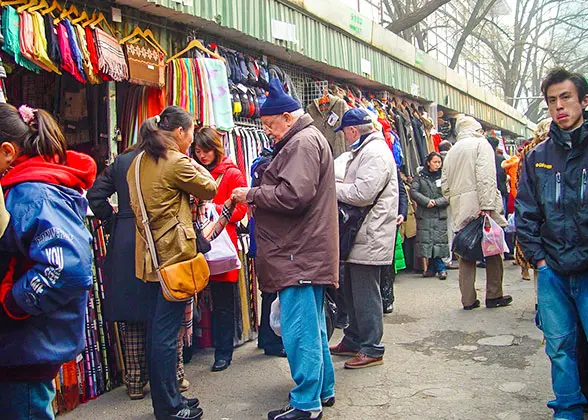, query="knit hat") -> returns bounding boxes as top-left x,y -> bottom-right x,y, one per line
260,78 -> 301,116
